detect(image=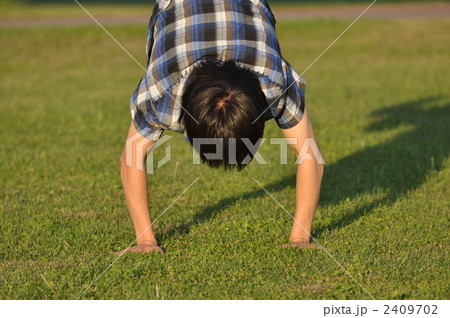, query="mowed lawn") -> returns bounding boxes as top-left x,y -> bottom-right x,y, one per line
0,6 -> 448,299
